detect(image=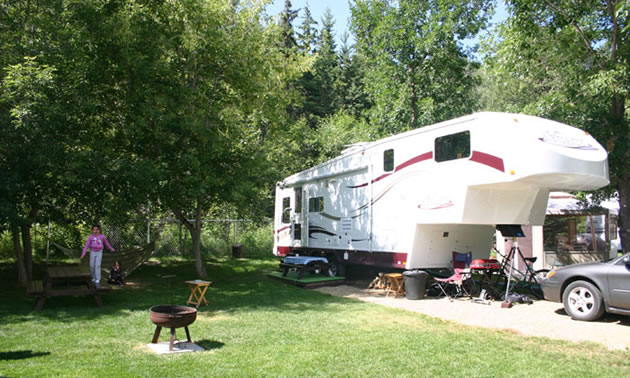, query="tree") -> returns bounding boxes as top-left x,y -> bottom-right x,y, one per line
351,0 -> 494,135
0,0 -> 300,281
308,8 -> 339,119
481,1 -> 630,251
112,1 -> 297,278
297,1 -> 318,54
280,0 -> 299,55
333,32 -> 370,117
